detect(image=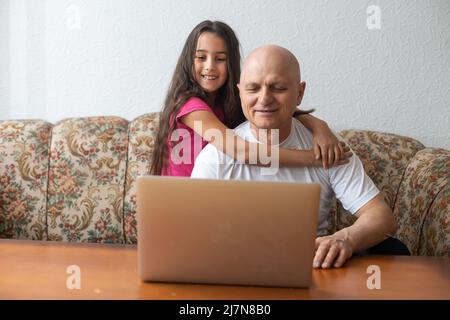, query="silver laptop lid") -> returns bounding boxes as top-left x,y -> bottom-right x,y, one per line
137,176 -> 320,288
